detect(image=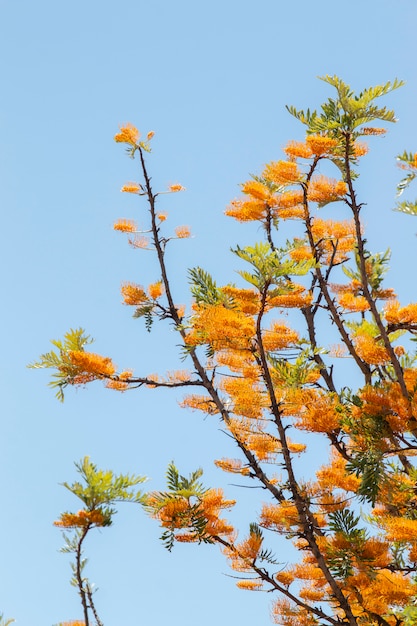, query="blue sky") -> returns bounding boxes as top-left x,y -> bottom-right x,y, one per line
1,0 -> 416,624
